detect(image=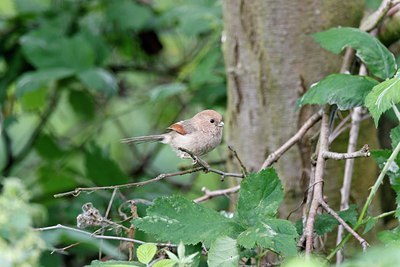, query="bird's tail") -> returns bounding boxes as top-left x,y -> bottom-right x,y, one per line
120,135 -> 165,144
